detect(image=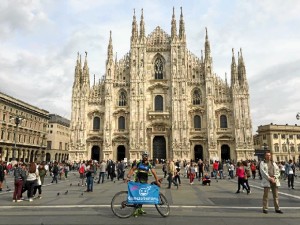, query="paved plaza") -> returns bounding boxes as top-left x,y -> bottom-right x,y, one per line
0,168 -> 299,225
